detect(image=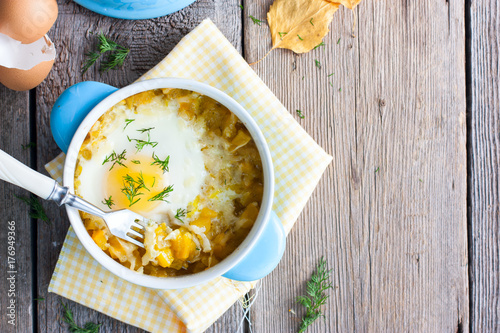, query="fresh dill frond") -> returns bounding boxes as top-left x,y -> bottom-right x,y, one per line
102,149 -> 127,170
314,59 -> 321,69
131,160 -> 141,164
148,185 -> 174,202
174,208 -> 187,223
249,15 -> 264,26
127,133 -> 158,152
82,32 -> 130,73
137,171 -> 150,191
296,257 -> 333,333
328,73 -> 334,77
151,153 -> 170,173
310,18 -> 314,26
239,4 -> 243,9
15,194 -> 50,225
296,110 -> 305,119
124,118 -> 135,130
297,35 -> 304,41
337,37 -> 341,44
102,196 -> 114,209
61,302 -> 101,333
